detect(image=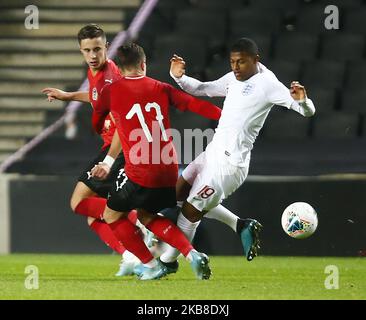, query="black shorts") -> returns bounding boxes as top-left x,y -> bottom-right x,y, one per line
107,169 -> 177,213
78,149 -> 125,198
